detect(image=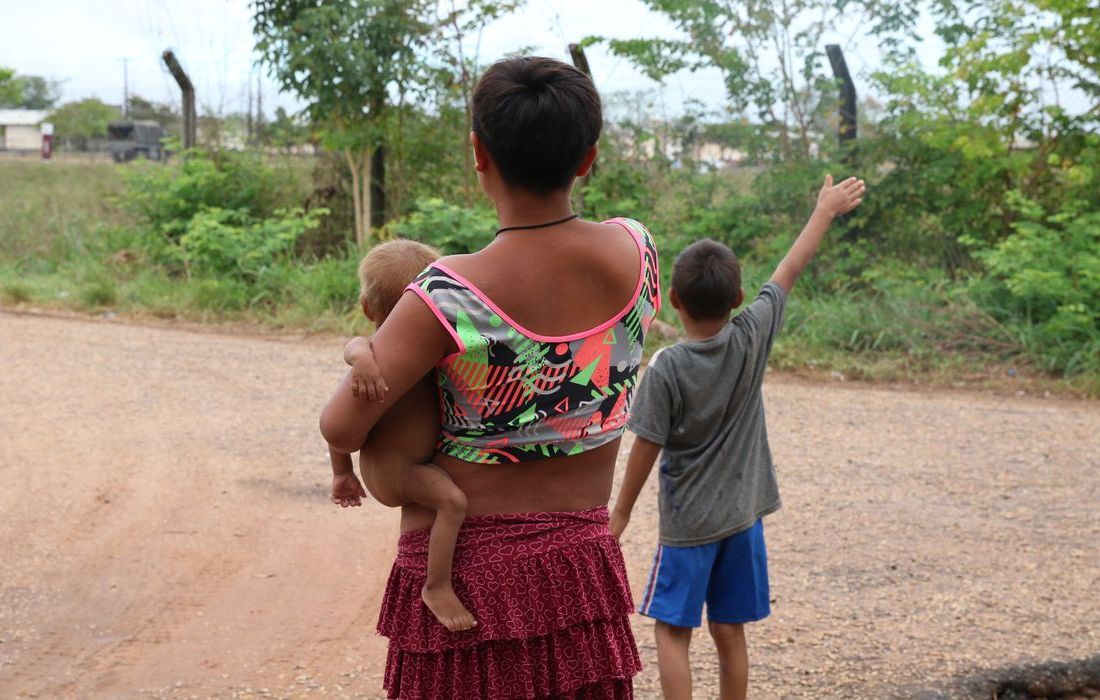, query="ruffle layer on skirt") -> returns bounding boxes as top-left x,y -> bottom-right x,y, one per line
377,506 -> 641,699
